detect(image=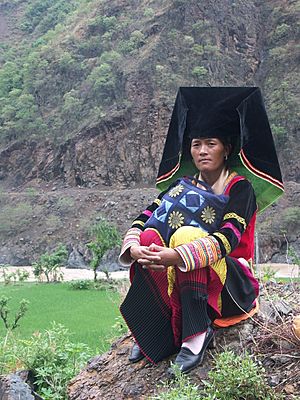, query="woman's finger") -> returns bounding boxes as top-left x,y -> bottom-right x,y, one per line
148,243 -> 165,251
142,264 -> 166,271
141,248 -> 162,257
137,256 -> 161,264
